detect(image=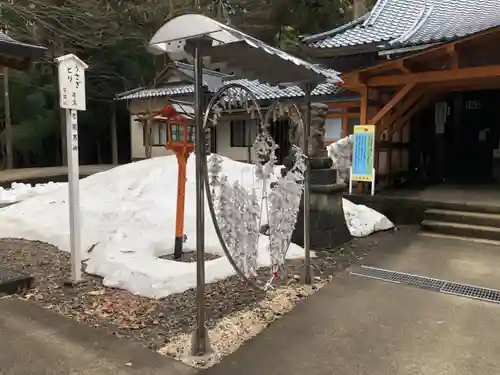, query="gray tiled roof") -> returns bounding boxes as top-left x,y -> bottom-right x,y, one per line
304,0 -> 500,49
117,79 -> 345,101
117,61 -> 231,100
225,78 -> 344,100
117,84 -> 197,100
0,31 -> 46,58
116,64 -> 345,101
0,32 -> 28,45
